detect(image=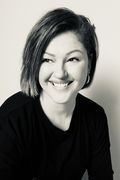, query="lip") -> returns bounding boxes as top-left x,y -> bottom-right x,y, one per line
49,81 -> 73,89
